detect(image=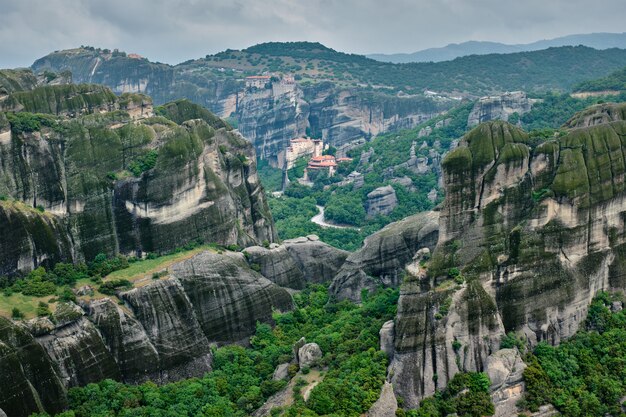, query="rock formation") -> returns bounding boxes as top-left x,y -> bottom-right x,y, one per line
31,51 -> 452,164
467,91 -> 536,127
389,105 -> 626,409
297,342 -> 322,367
0,250 -> 293,416
330,211 -> 439,301
0,84 -> 276,276
366,185 -> 398,217
243,236 -> 348,289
